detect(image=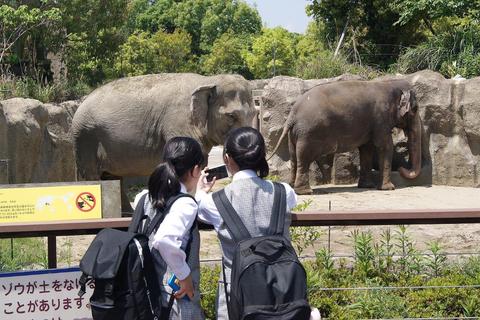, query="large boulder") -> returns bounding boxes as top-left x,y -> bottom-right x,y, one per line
0,98 -> 80,184
262,70 -> 480,188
